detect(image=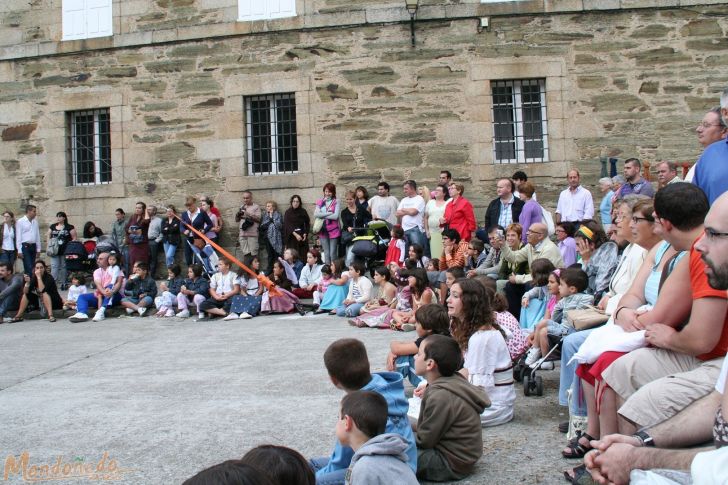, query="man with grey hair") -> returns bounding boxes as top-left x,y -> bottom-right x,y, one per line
655,161 -> 683,189
685,106 -> 728,182
235,191 -> 261,260
693,88 -> 728,203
